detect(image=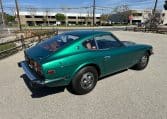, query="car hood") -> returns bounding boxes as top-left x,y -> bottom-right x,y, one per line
122,41 -> 136,46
